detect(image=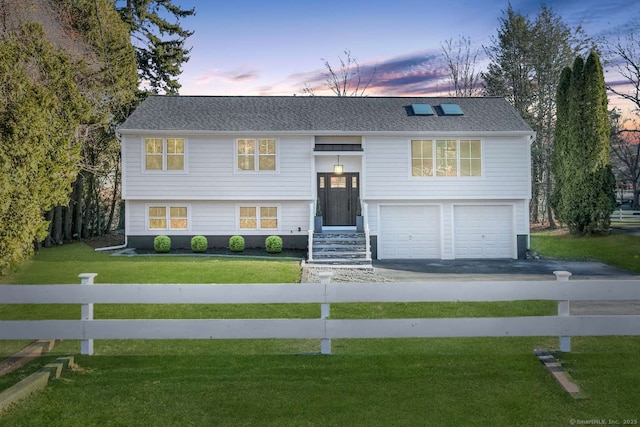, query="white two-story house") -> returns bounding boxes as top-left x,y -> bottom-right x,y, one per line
118,96 -> 534,260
